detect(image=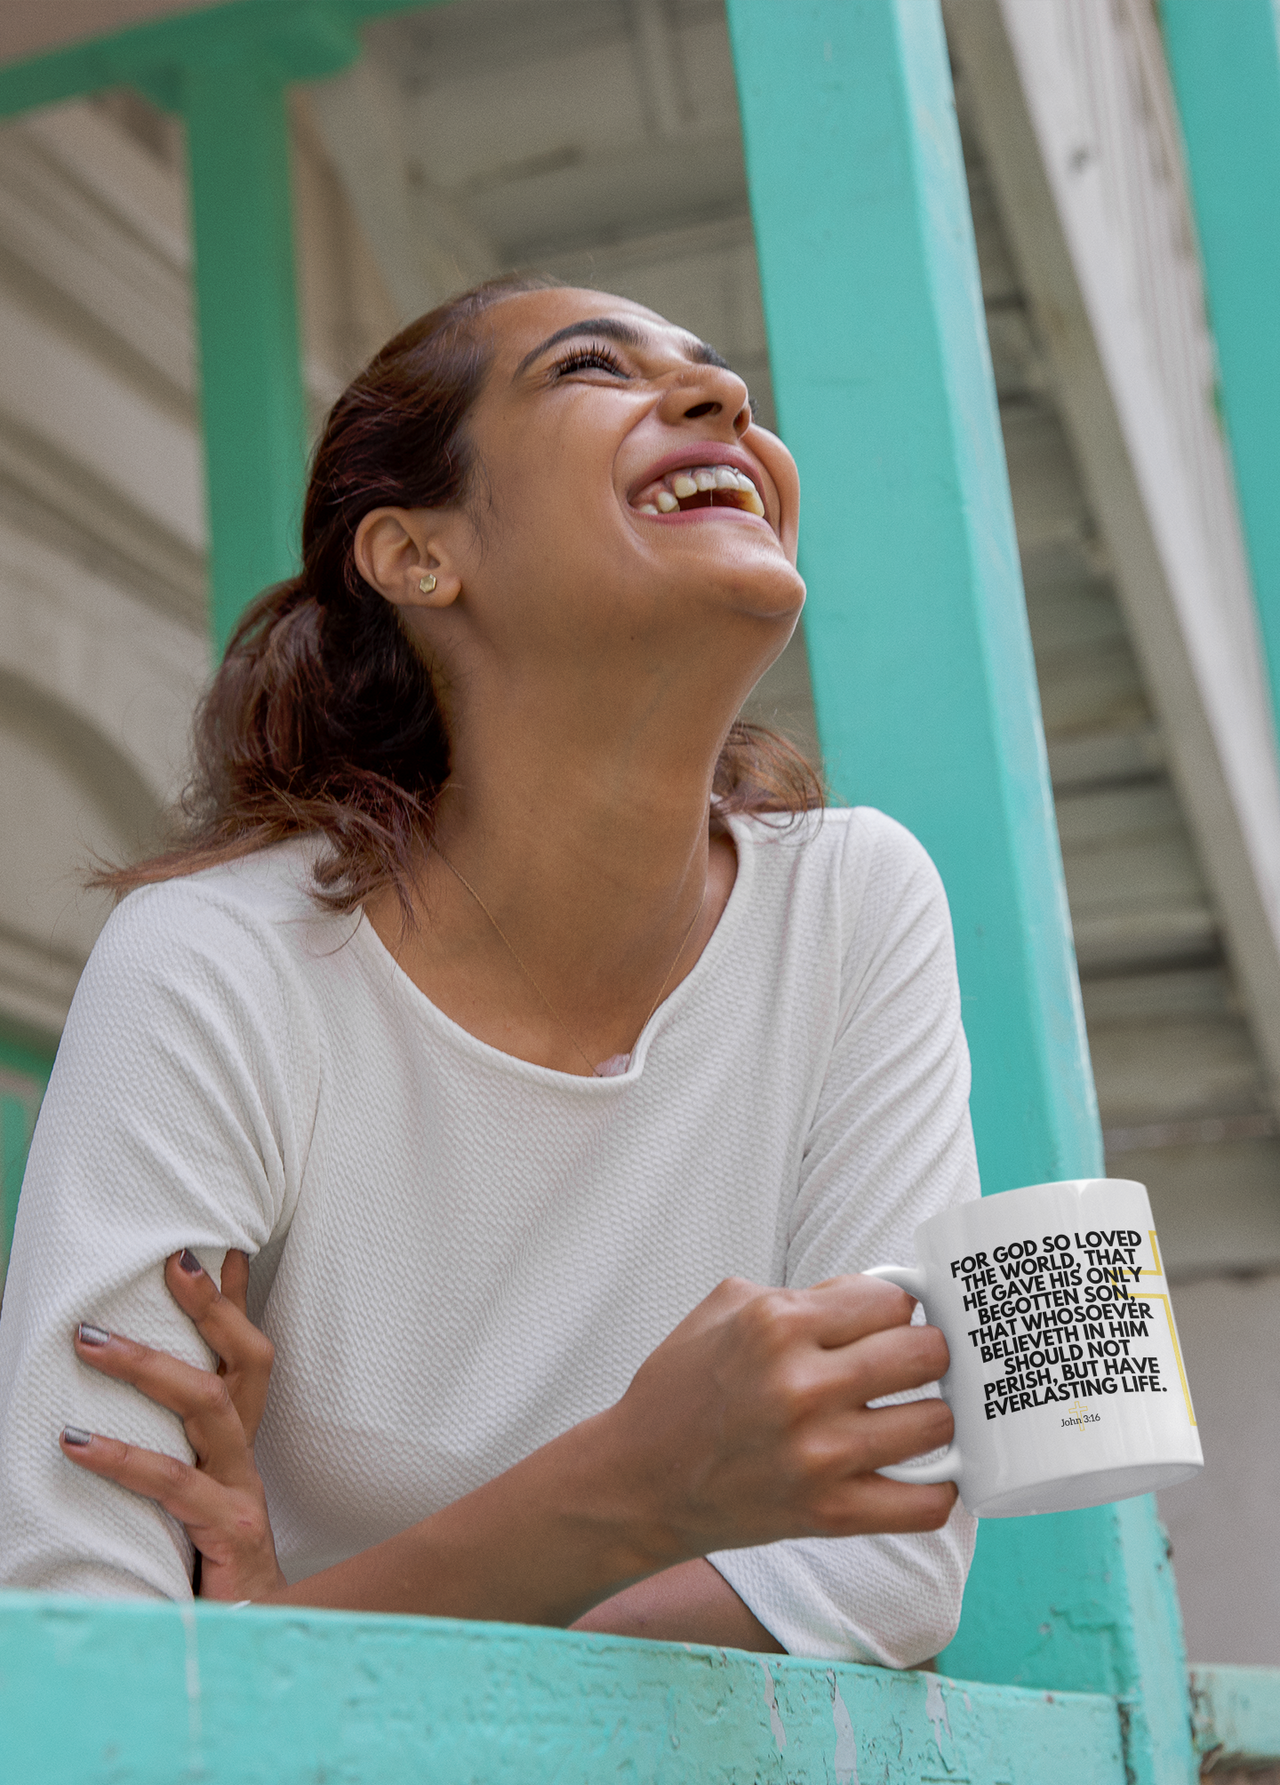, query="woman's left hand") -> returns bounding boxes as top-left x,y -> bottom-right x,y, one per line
60,1248 -> 286,1602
